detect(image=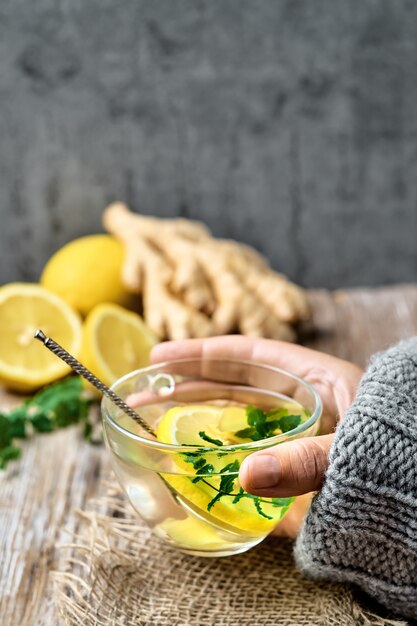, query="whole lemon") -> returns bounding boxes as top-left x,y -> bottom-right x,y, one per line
40,235 -> 135,316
